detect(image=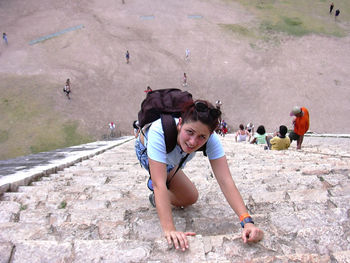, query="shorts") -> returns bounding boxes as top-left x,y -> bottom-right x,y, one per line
289,131 -> 300,141
134,137 -> 175,174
